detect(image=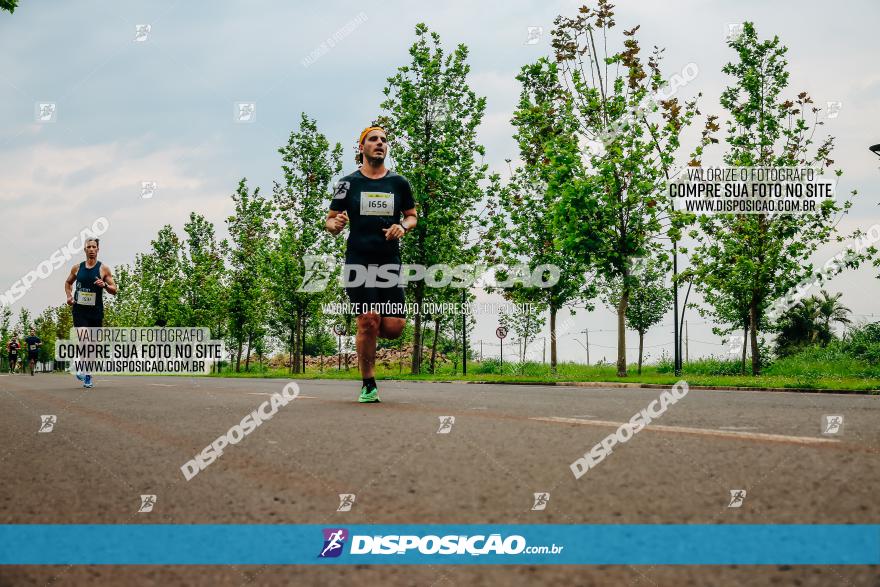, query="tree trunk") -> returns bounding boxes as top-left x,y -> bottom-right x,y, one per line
430,318 -> 440,374
235,338 -> 242,373
293,311 -> 301,374
550,307 -> 558,373
301,312 -> 307,374
740,322 -> 748,375
616,283 -> 629,377
244,331 -> 252,372
637,331 -> 644,375
289,328 -> 295,374
749,294 -> 761,375
411,286 -> 424,374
